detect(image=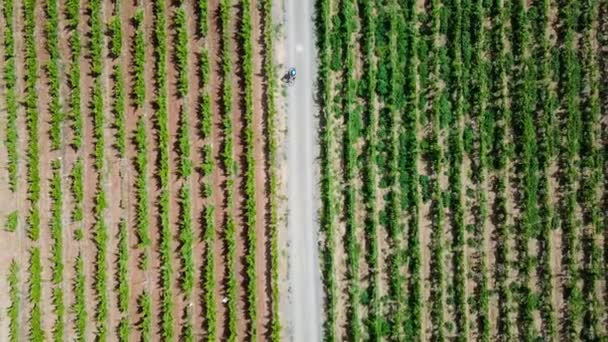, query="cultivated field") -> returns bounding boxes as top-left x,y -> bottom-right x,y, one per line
316,0 -> 608,341
0,0 -> 281,340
